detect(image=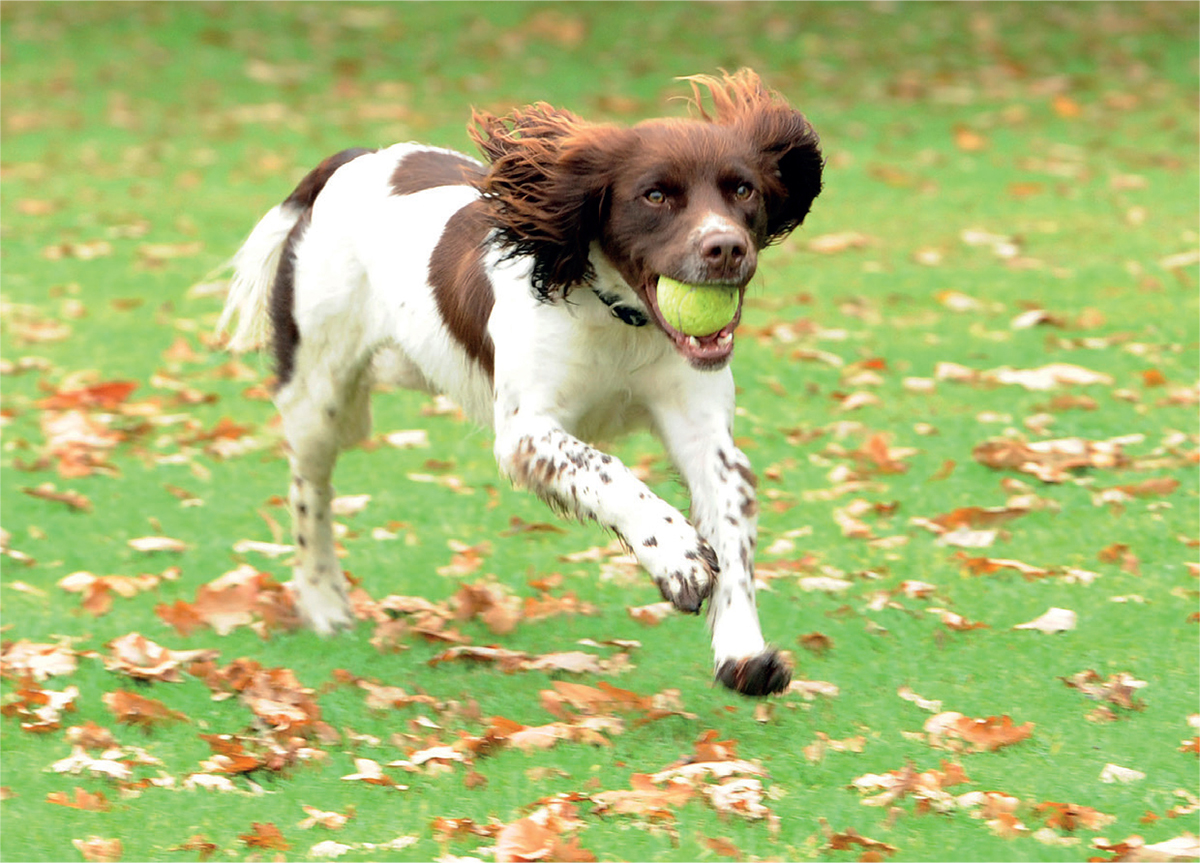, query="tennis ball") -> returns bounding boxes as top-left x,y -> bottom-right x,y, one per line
656,276 -> 740,337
